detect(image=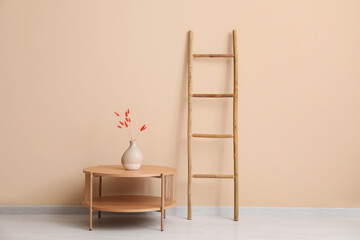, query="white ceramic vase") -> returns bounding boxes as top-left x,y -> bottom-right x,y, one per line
121,141 -> 143,170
